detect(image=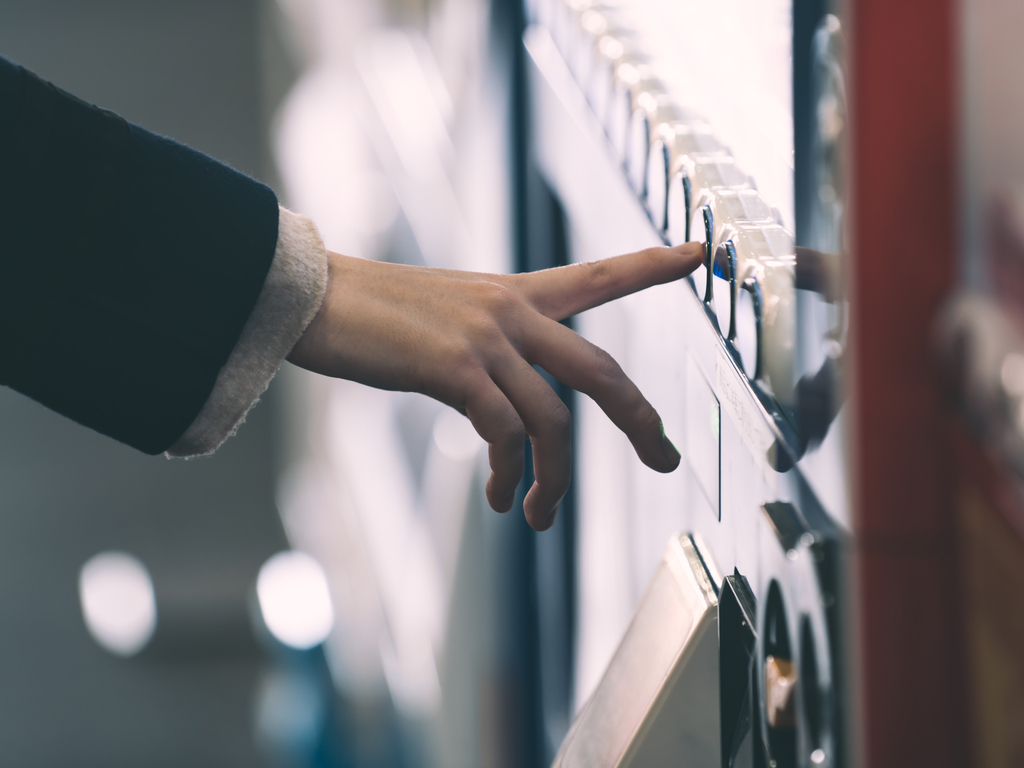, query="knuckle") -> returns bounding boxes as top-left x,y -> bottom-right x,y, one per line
497,411 -> 527,447
467,315 -> 506,351
466,284 -> 525,348
582,258 -> 611,286
477,281 -> 522,316
638,247 -> 669,273
642,246 -> 667,262
591,347 -> 625,388
438,344 -> 487,398
503,272 -> 528,295
449,338 -> 481,373
633,401 -> 662,434
547,403 -> 572,440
